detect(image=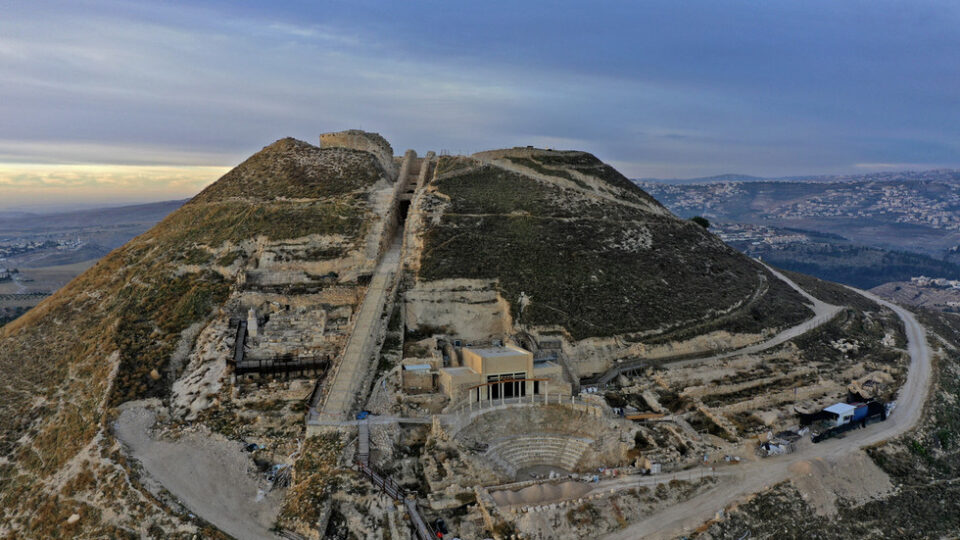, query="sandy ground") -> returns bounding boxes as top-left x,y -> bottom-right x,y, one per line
114,405 -> 282,540
603,287 -> 933,539
789,451 -> 893,516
